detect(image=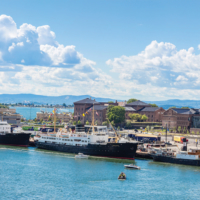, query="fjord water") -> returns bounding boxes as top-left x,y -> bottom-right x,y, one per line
0,147 -> 200,200
11,107 -> 74,120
